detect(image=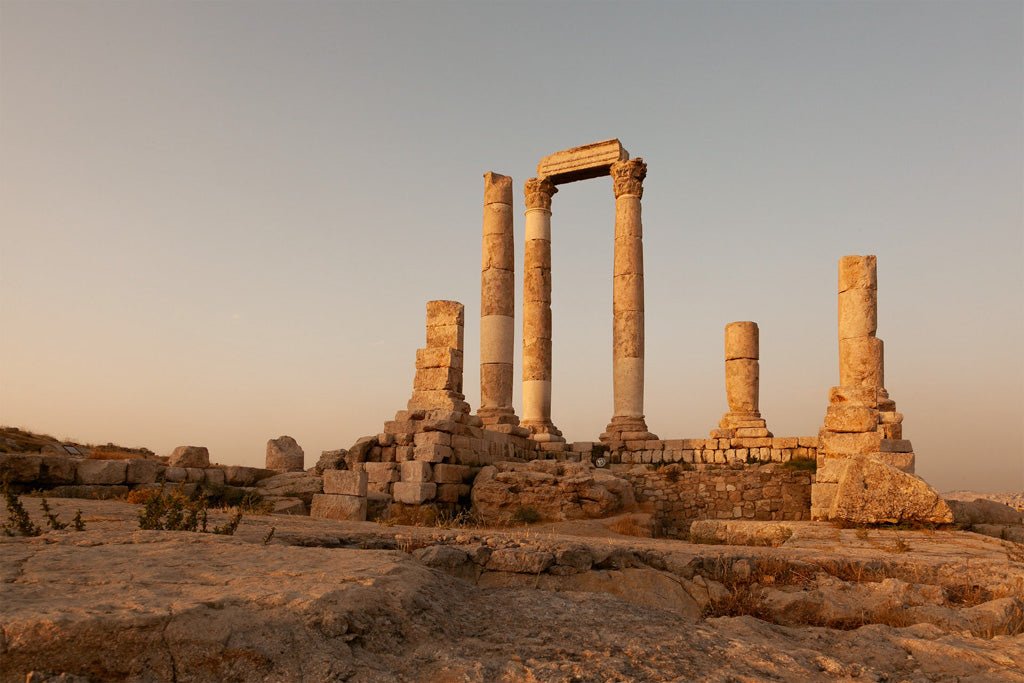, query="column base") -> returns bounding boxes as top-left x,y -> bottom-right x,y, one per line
600,416 -> 658,443
521,420 -> 565,443
712,412 -> 772,438
476,407 -> 520,427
